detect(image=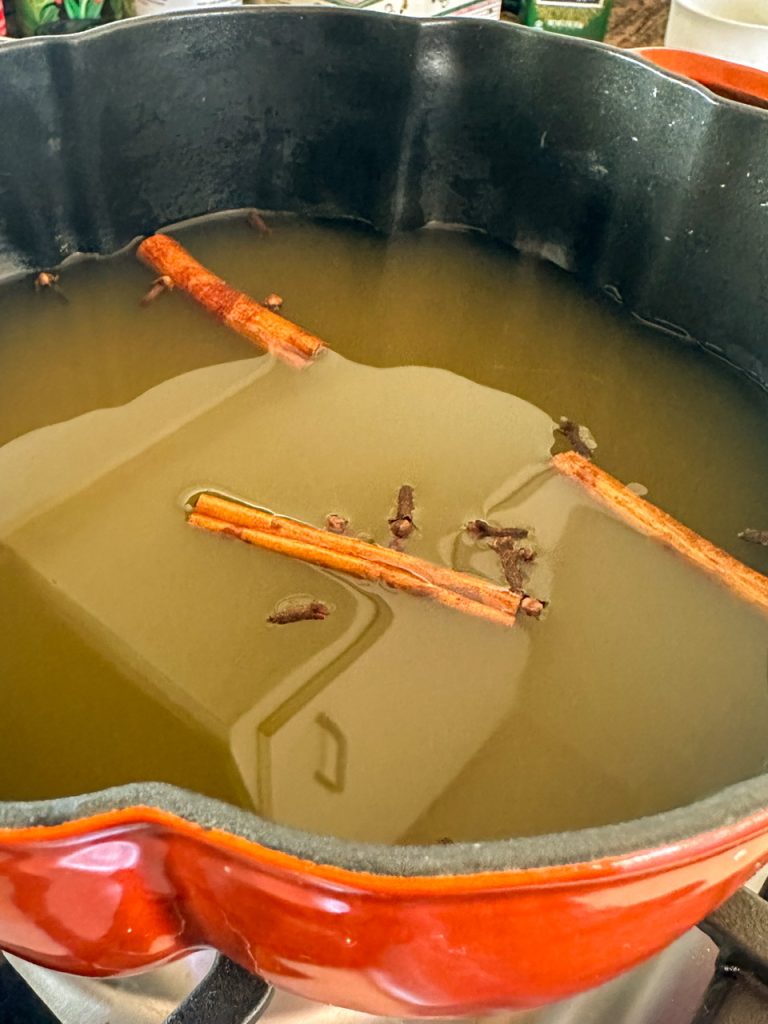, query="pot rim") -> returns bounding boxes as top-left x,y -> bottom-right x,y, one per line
3,4 -> 768,117
3,6 -> 765,113
1,6 -> 767,882
2,775 -> 768,881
